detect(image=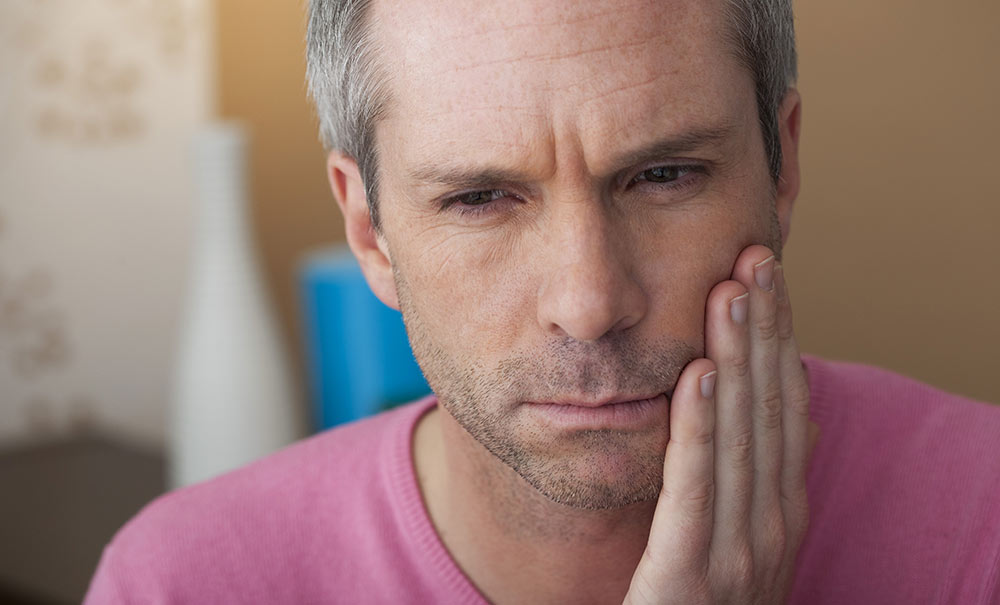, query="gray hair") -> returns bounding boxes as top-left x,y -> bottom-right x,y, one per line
306,0 -> 388,228
723,0 -> 798,182
306,0 -> 797,229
